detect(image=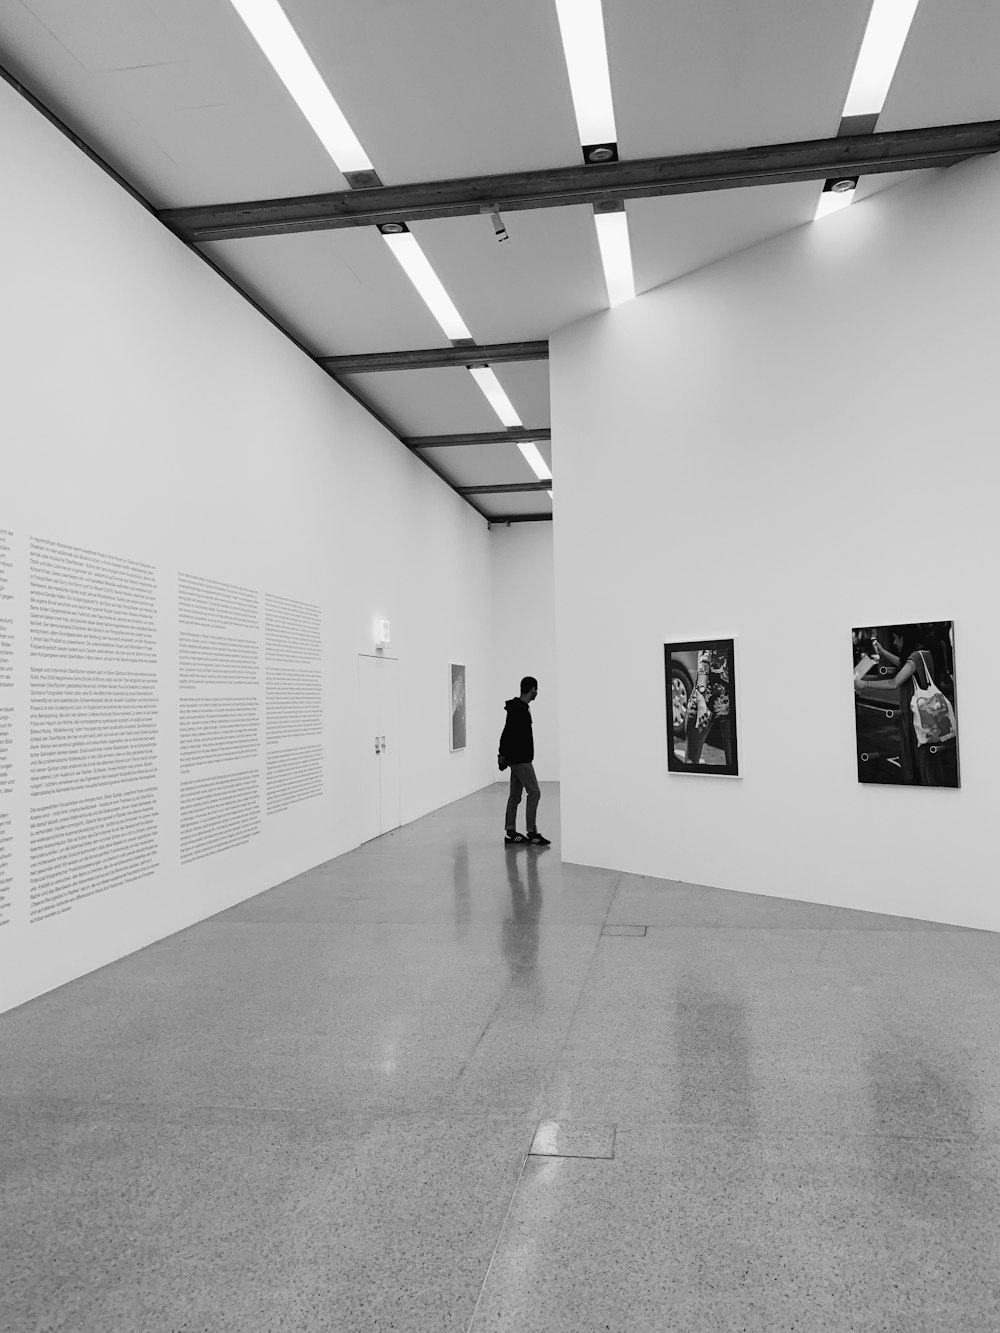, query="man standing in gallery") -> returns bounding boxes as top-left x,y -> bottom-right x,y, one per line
498,676 -> 550,847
